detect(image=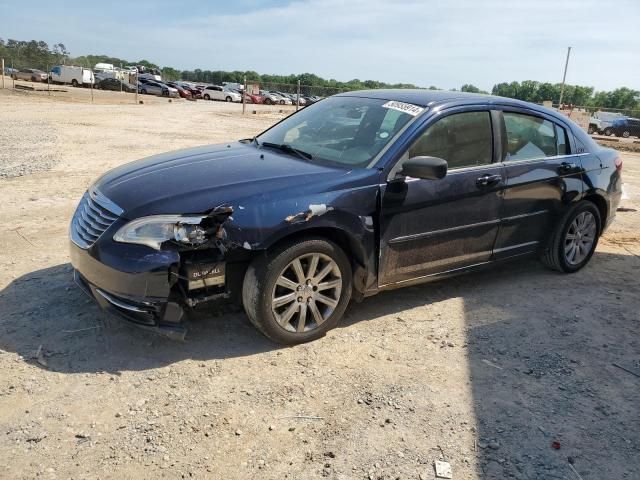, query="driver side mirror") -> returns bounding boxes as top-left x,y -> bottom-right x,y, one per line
400,156 -> 448,180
